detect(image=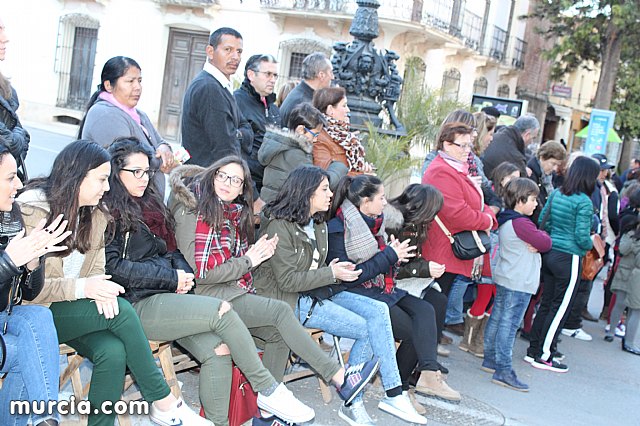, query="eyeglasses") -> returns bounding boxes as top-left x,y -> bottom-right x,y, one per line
448,141 -> 473,151
121,168 -> 156,179
305,127 -> 320,138
256,71 -> 279,80
215,171 -> 244,188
